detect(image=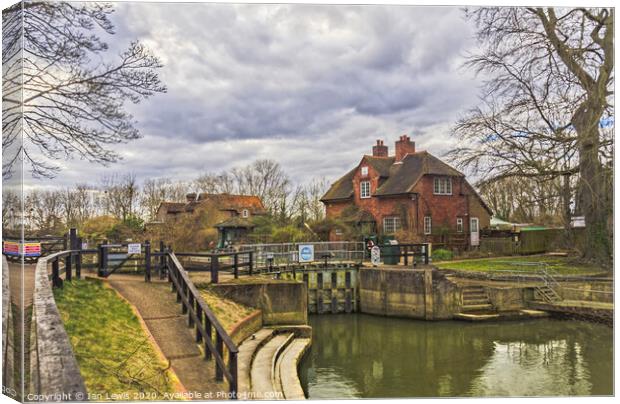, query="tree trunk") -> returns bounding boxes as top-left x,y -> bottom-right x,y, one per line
572,101 -> 611,264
